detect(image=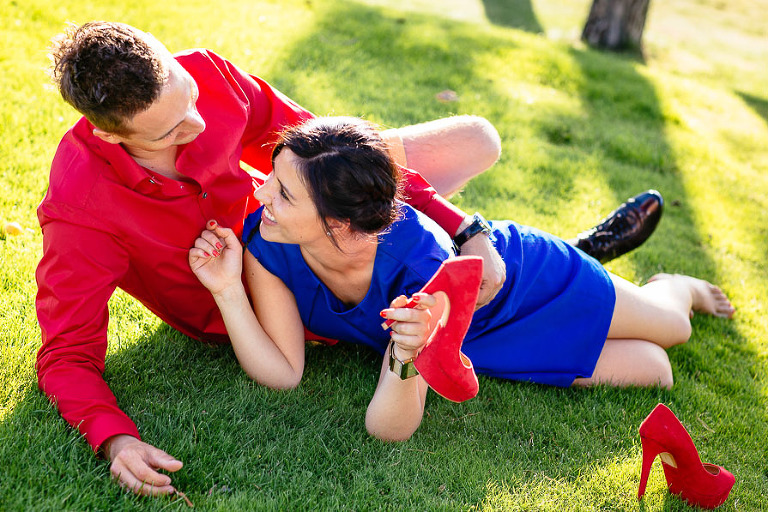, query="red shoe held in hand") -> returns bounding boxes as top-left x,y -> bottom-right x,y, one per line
638,403 -> 735,509
383,256 -> 483,402
414,256 -> 482,402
